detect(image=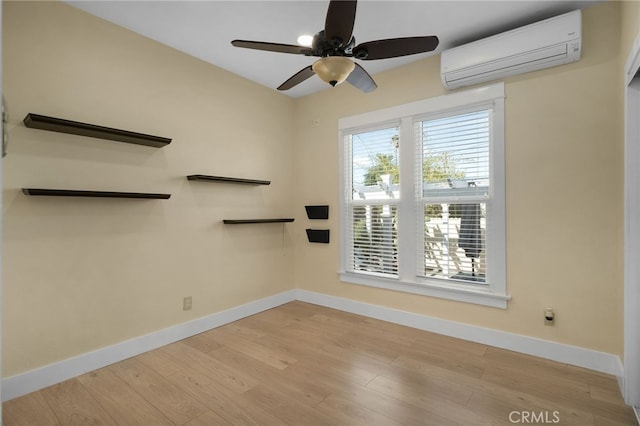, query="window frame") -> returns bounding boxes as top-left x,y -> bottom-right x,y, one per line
338,83 -> 509,309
